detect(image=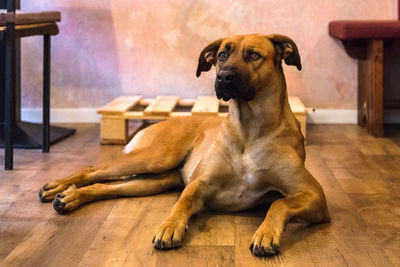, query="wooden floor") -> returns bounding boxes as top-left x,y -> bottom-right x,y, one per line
0,124 -> 399,267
